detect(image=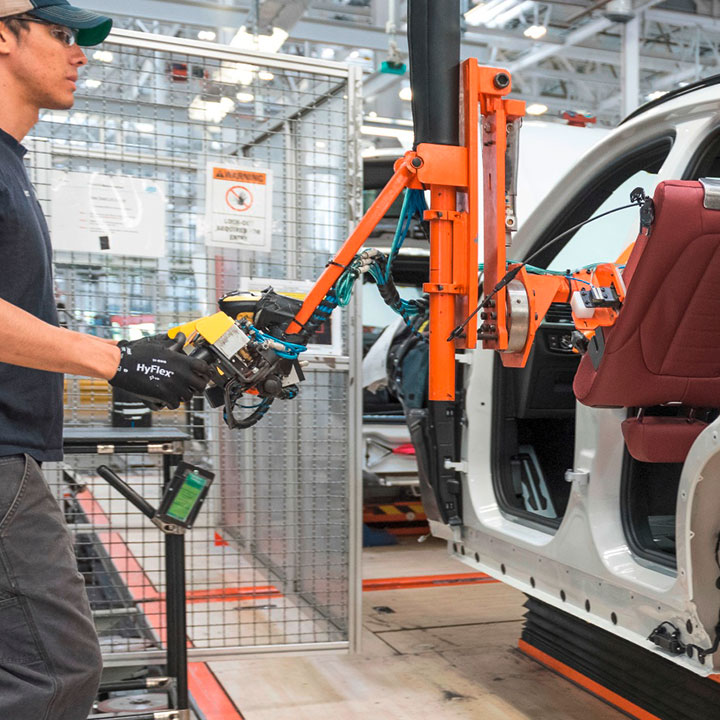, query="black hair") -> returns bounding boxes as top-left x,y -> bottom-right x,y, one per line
1,15 -> 31,40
